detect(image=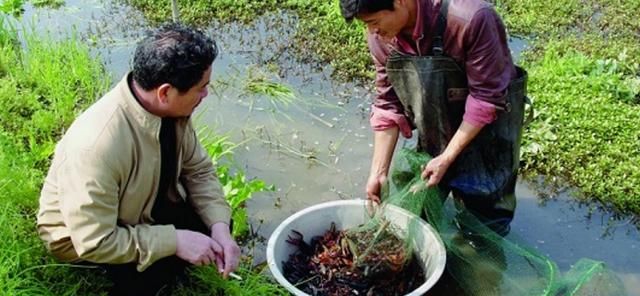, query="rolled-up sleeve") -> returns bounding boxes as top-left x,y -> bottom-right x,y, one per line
59,150 -> 177,272
463,7 -> 515,127
180,123 -> 231,228
368,33 -> 413,138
